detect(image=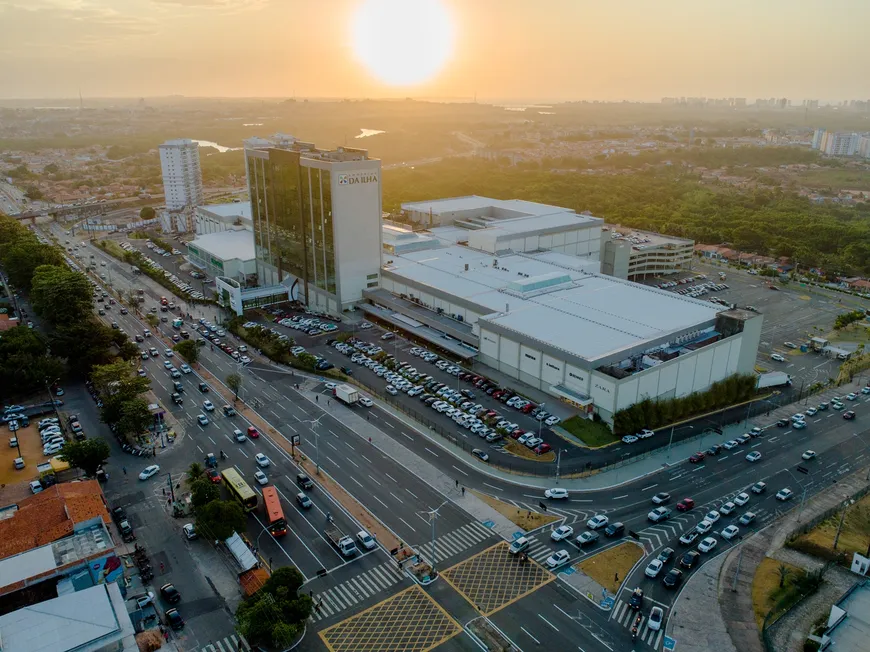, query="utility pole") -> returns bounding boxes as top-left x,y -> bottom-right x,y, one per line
833,499 -> 853,550
666,425 -> 676,459
167,473 -> 175,502
538,403 -> 545,438
421,501 -> 448,575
